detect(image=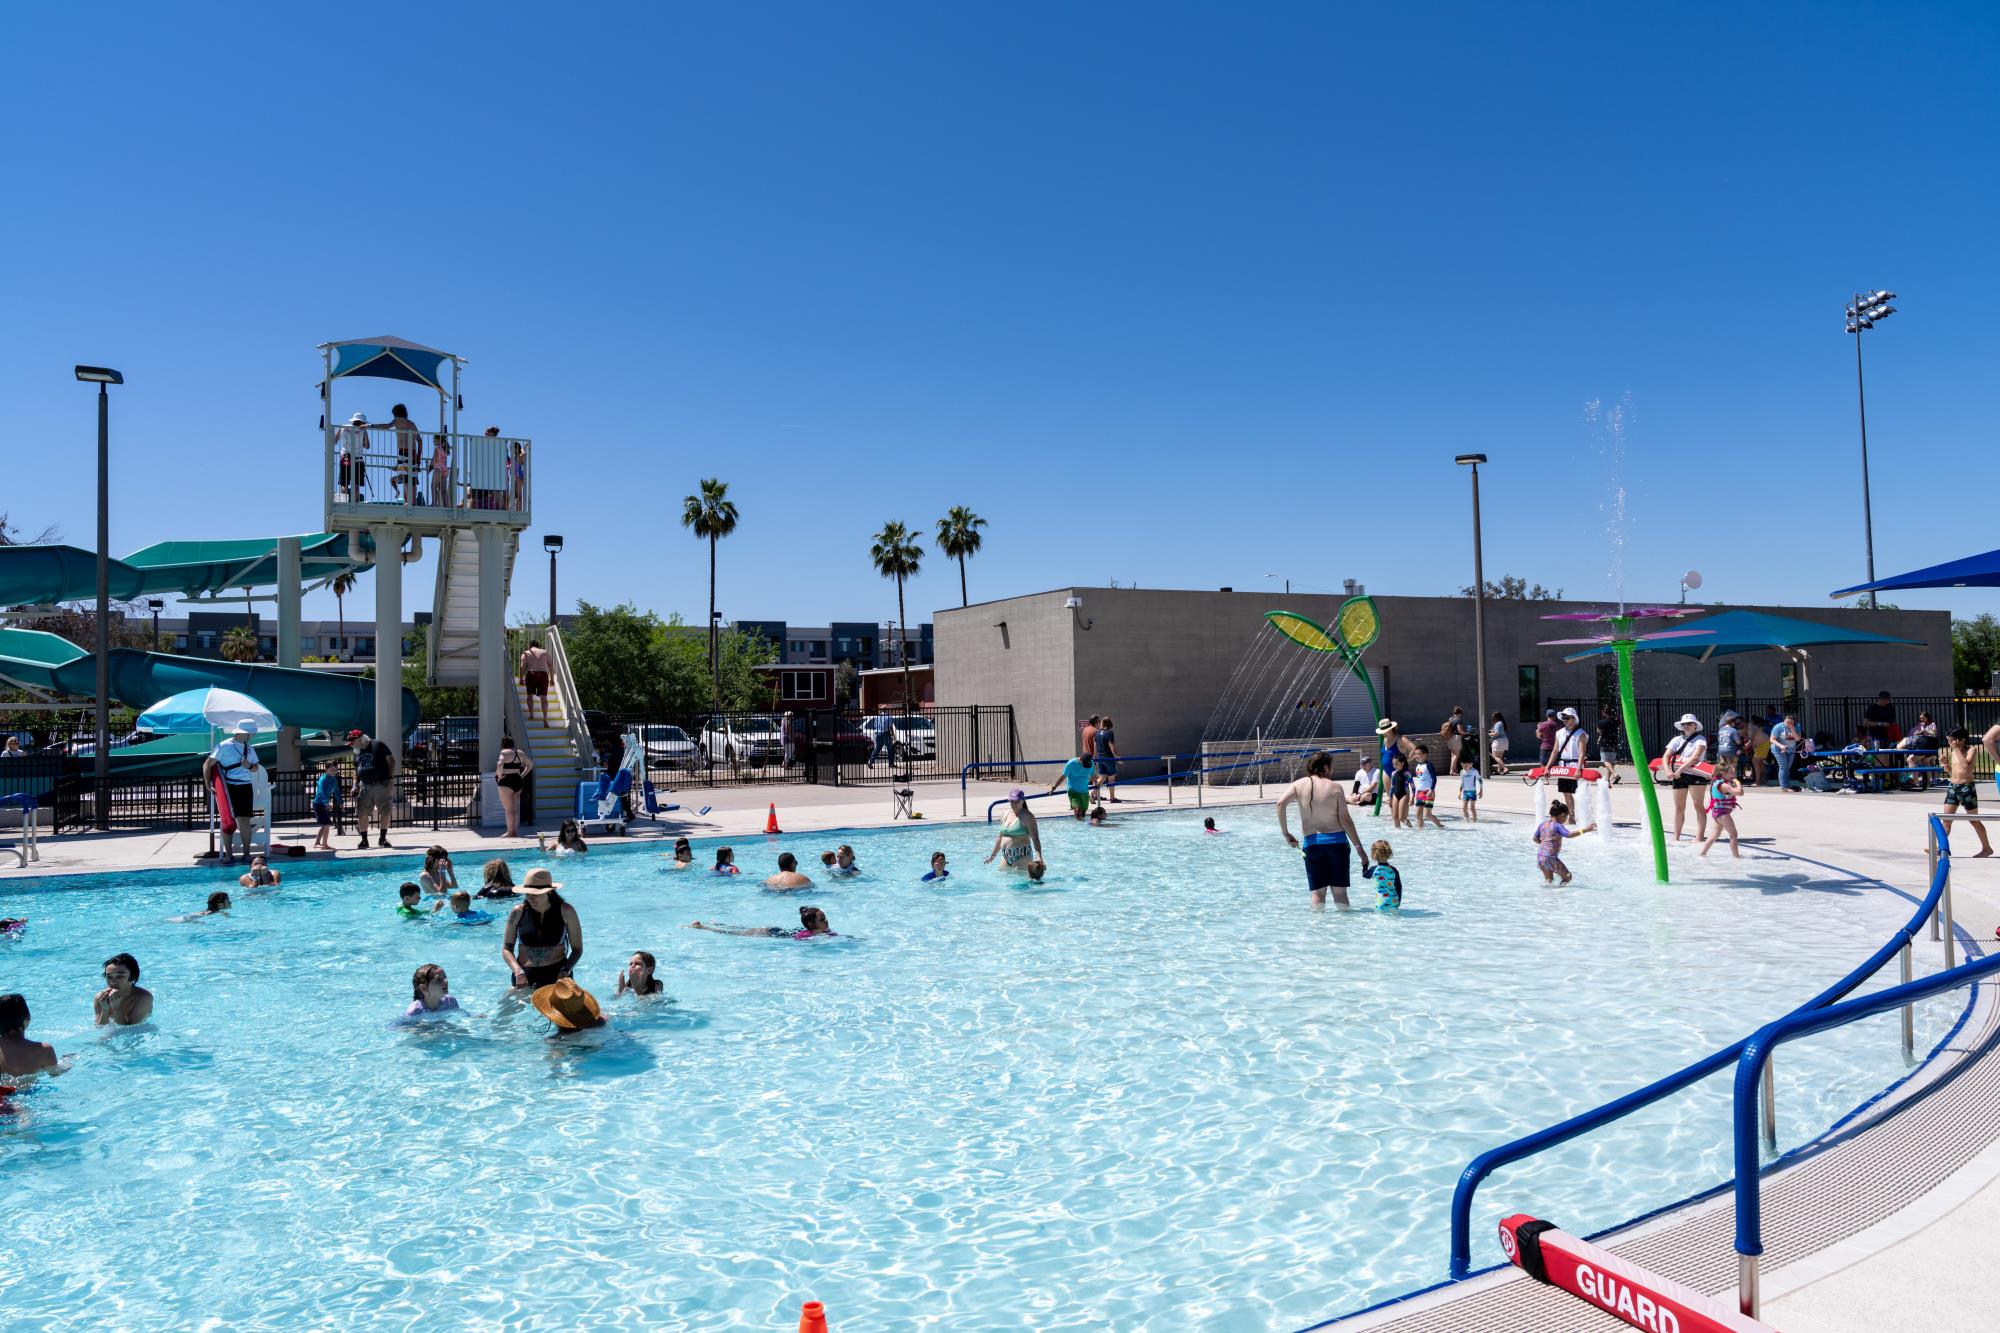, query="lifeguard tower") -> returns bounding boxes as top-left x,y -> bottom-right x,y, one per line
320,336 -> 531,774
